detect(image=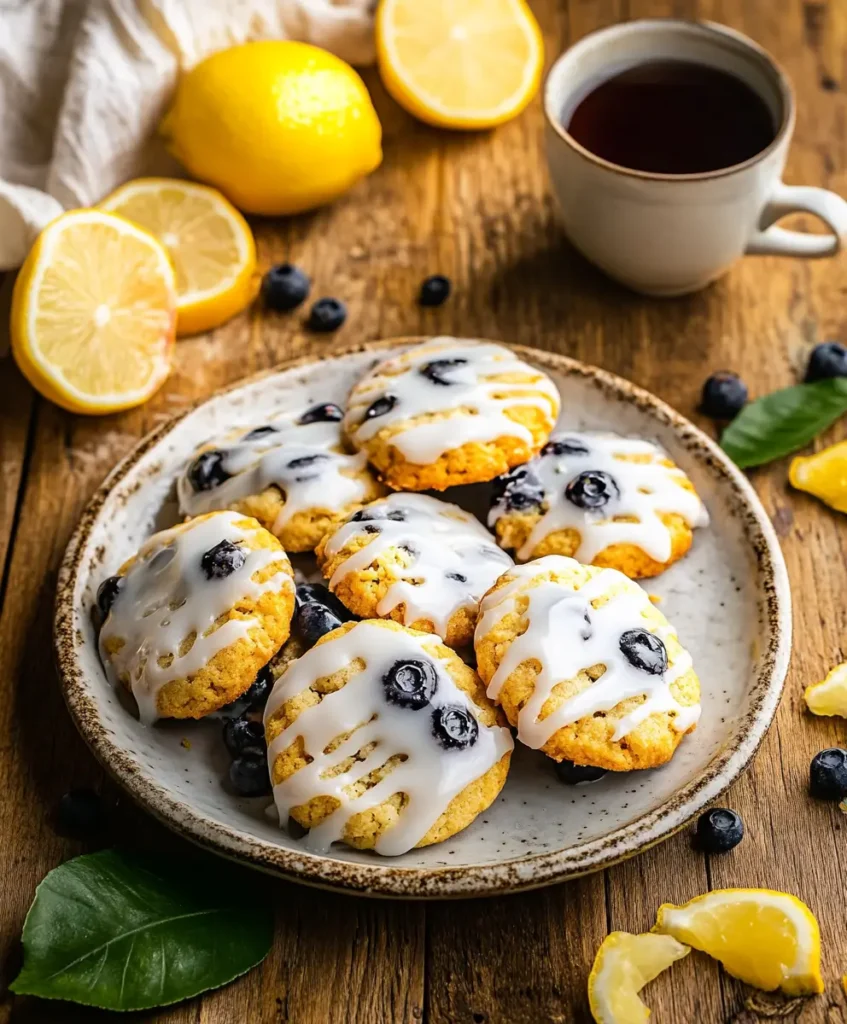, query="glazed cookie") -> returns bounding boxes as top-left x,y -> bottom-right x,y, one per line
315,493 -> 514,648
489,433 -> 709,577
177,402 -> 385,553
343,337 -> 560,491
98,510 -> 295,723
264,619 -> 513,855
474,556 -> 700,771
